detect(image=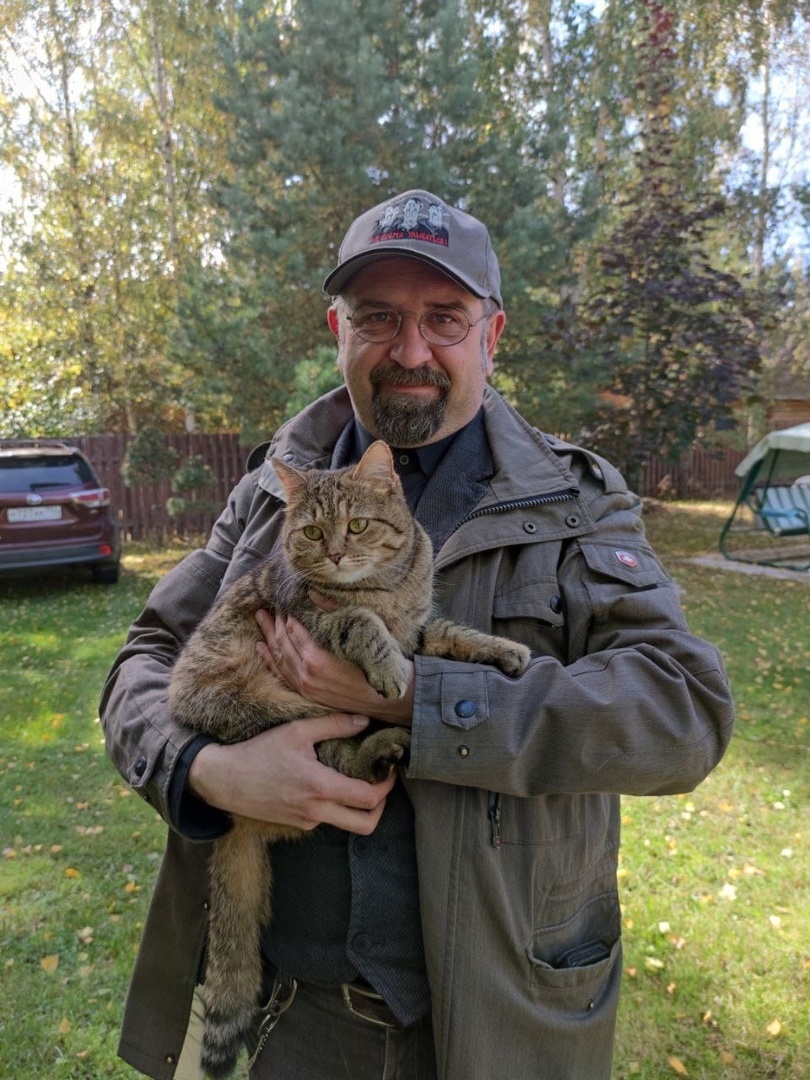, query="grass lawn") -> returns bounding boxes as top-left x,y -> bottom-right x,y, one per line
1,507 -> 808,1079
